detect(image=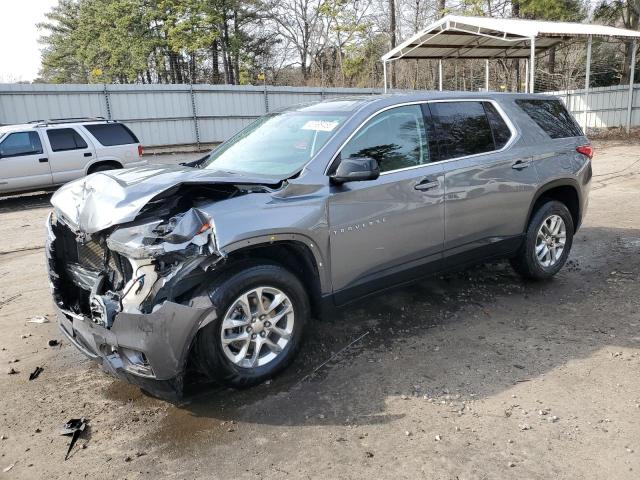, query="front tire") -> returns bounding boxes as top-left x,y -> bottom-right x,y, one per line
510,200 -> 574,280
195,262 -> 309,388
